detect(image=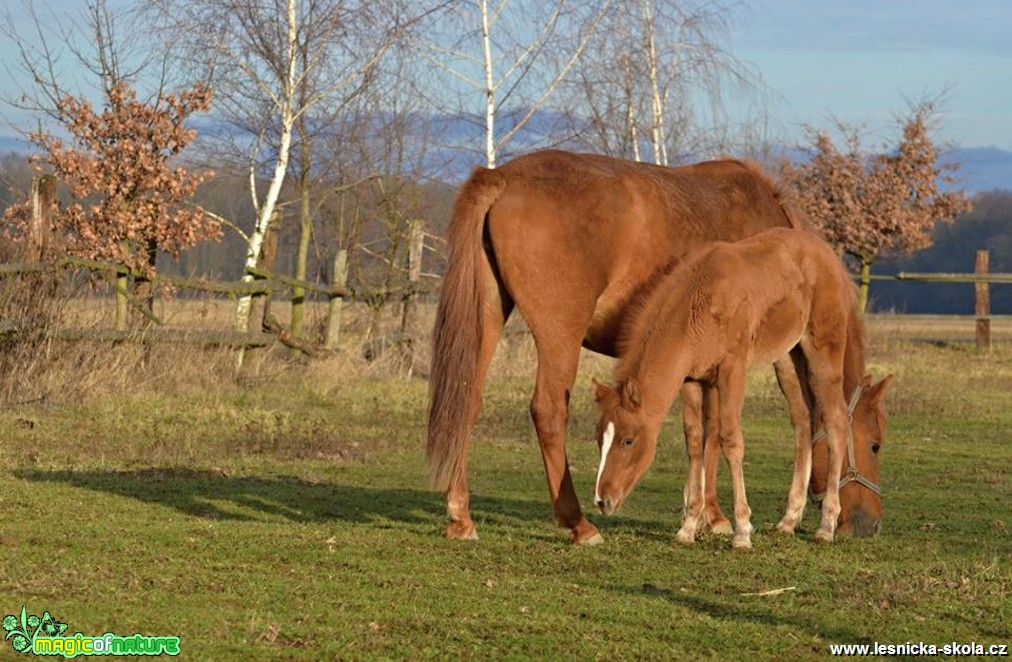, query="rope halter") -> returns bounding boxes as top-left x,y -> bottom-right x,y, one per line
808,385 -> 882,505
